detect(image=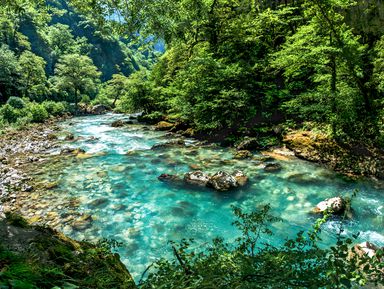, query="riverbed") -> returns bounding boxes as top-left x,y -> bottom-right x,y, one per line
28,114 -> 384,280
